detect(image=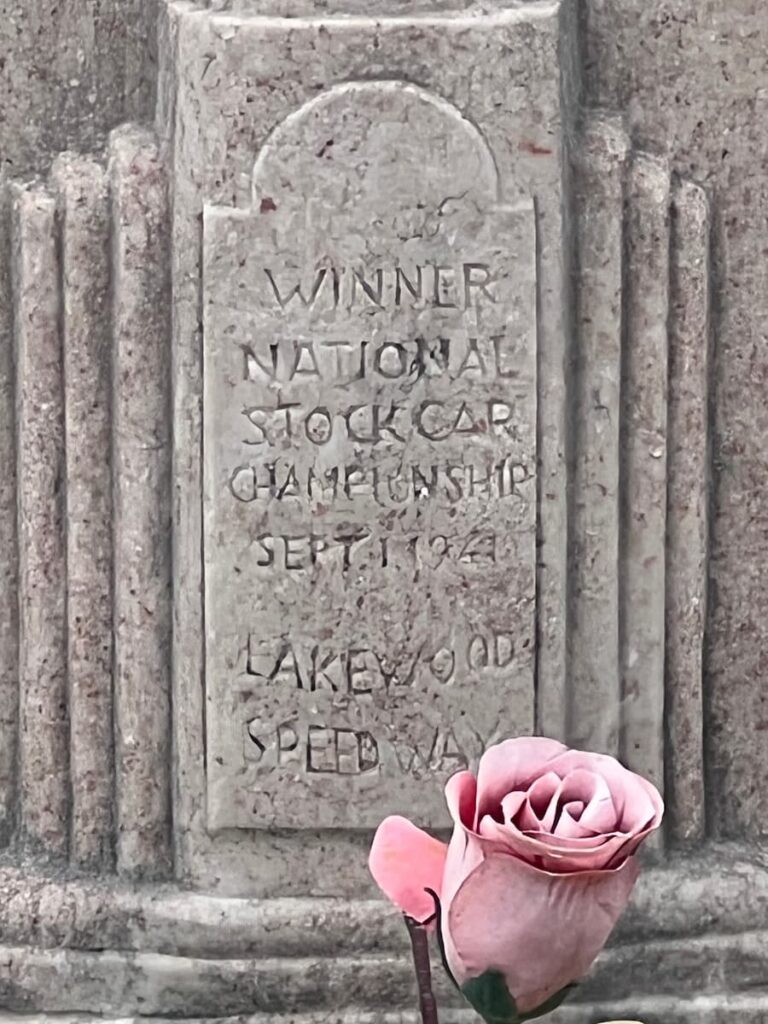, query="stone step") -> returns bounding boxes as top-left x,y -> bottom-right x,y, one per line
0,994 -> 765,1024
0,846 -> 764,956
0,929 -> 766,1018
